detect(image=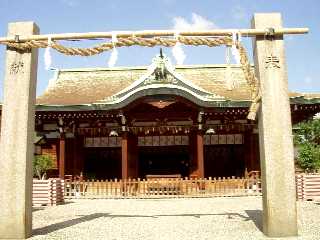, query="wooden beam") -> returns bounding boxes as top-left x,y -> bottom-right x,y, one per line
0,28 -> 308,43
